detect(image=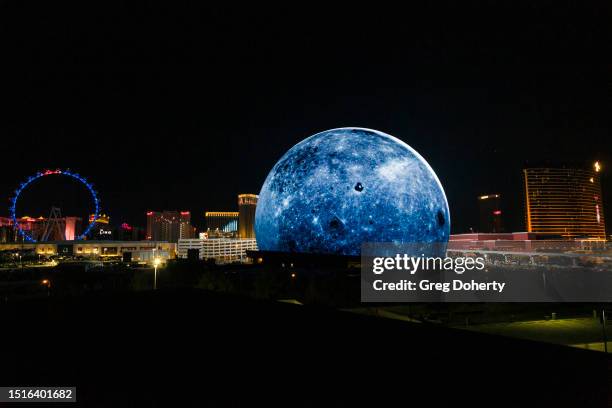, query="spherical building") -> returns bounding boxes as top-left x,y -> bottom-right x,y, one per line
255,128 -> 450,256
